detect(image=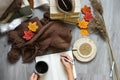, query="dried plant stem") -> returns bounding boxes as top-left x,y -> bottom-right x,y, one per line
101,15 -> 120,80
107,39 -> 120,80
89,0 -> 120,79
